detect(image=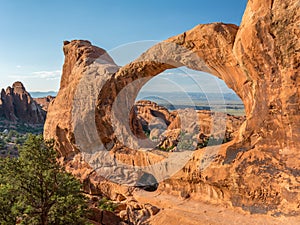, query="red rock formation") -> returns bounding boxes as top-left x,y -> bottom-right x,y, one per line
130,100 -> 245,150
34,95 -> 55,111
44,0 -> 300,217
44,40 -> 118,157
0,82 -> 46,124
129,100 -> 176,138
